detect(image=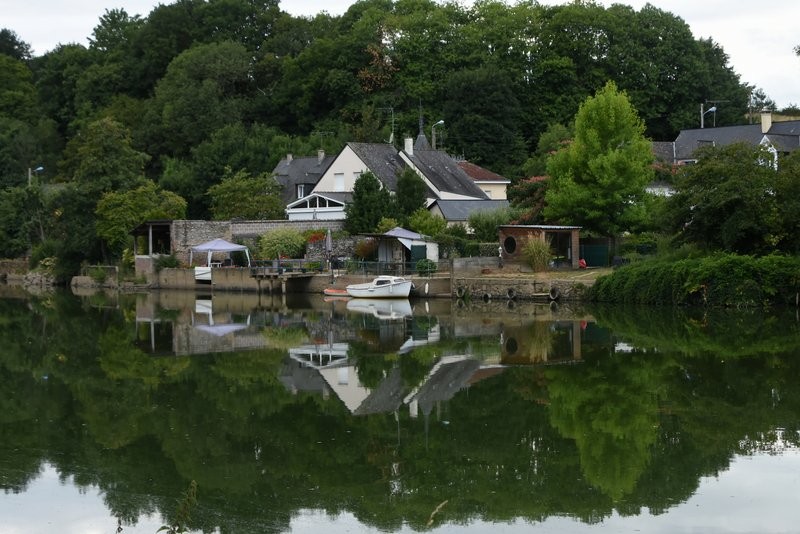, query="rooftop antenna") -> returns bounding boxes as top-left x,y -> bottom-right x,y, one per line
379,107 -> 395,144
